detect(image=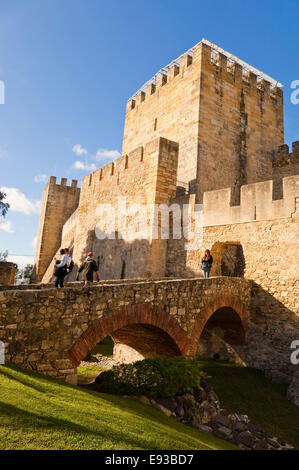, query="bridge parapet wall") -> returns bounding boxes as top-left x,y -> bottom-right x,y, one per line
0,277 -> 251,383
